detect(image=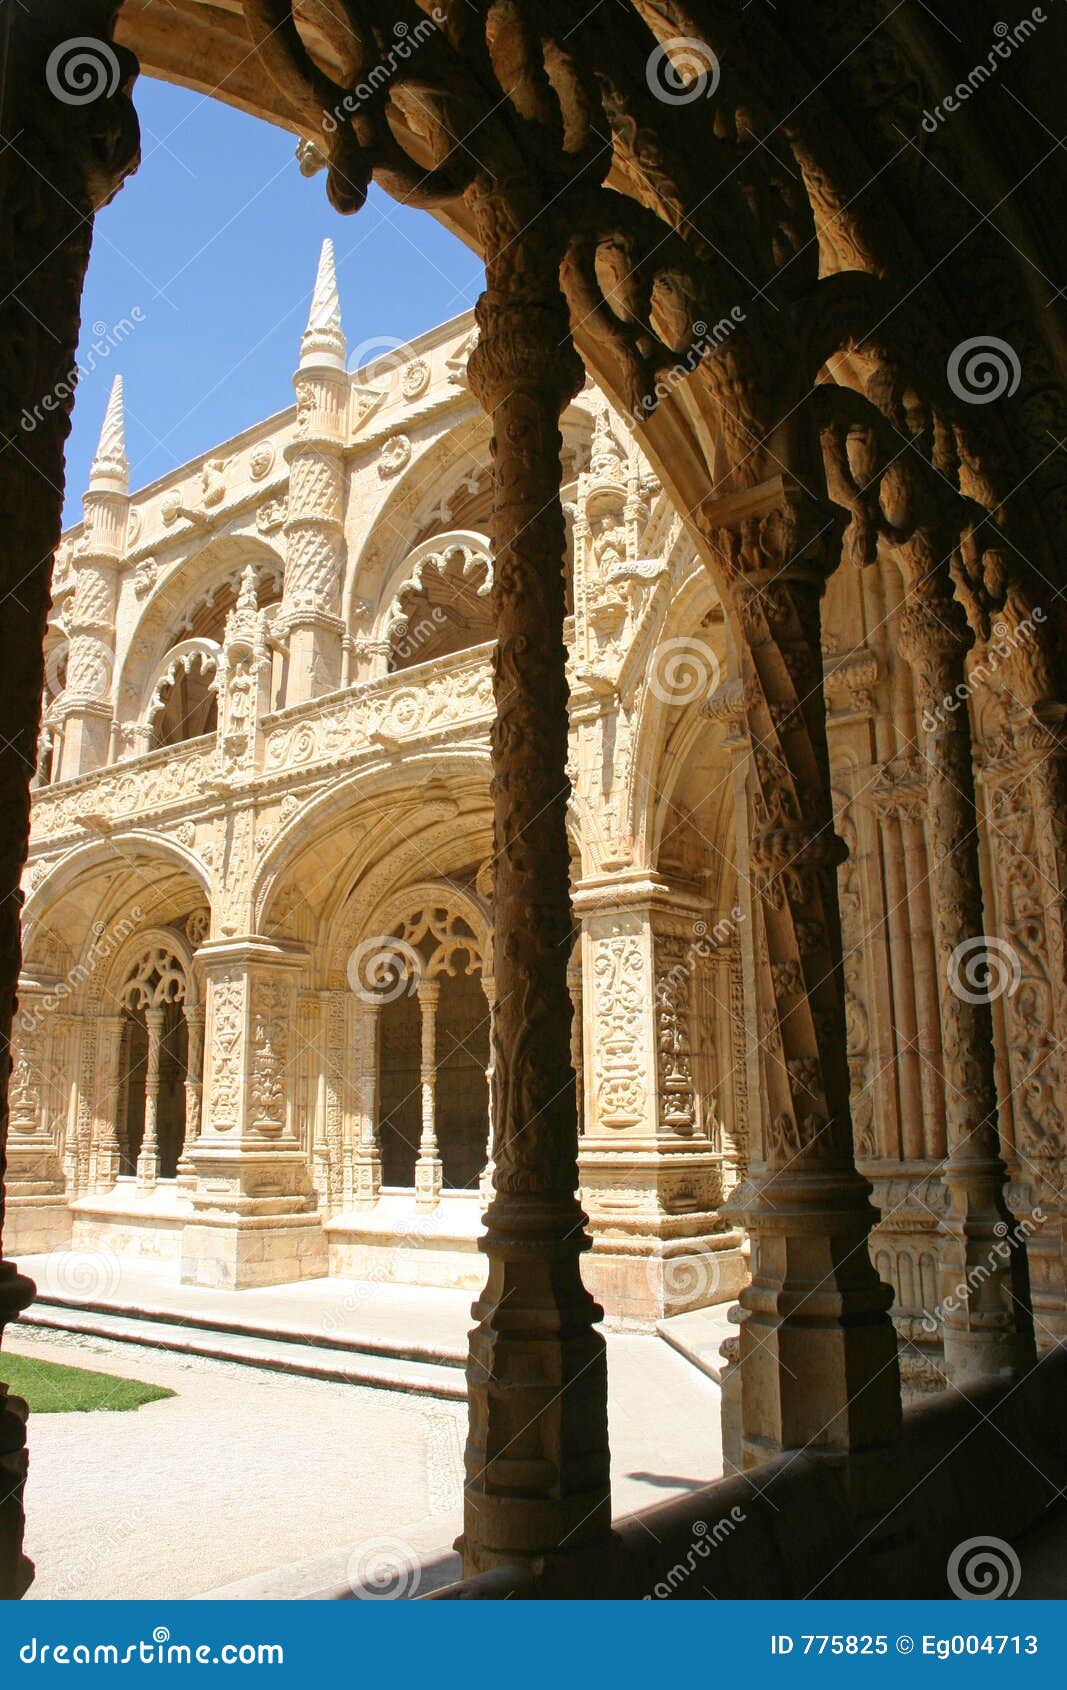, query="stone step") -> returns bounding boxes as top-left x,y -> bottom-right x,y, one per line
656,1304 -> 736,1385
16,1300 -> 467,1401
